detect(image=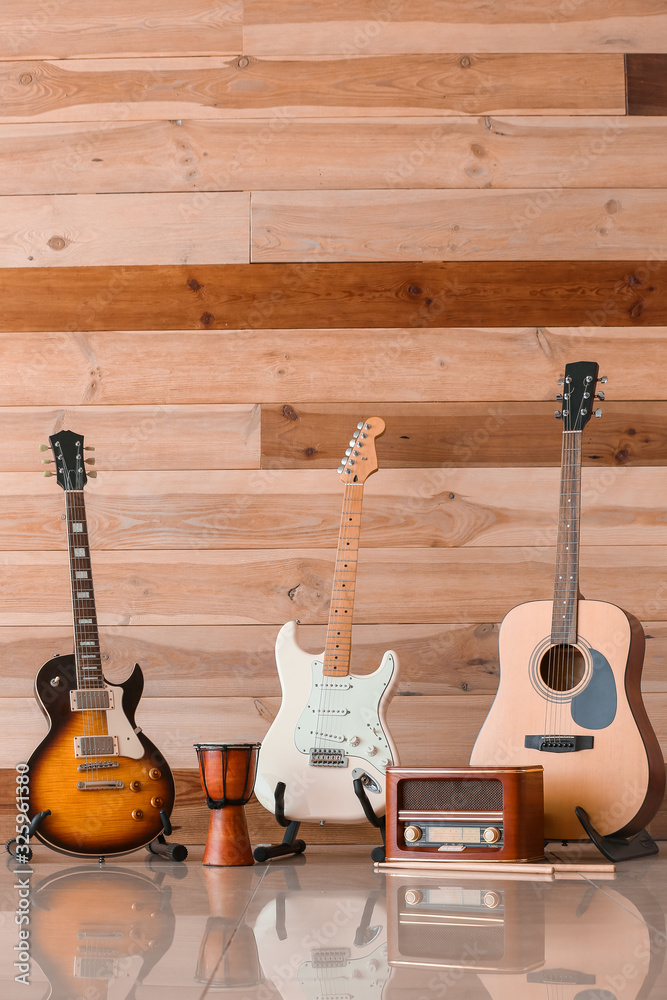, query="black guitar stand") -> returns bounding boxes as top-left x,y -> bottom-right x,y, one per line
253,782 -> 307,862
353,778 -> 387,862
574,806 -> 660,863
253,779 -> 386,863
145,810 -> 188,863
5,809 -> 52,862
